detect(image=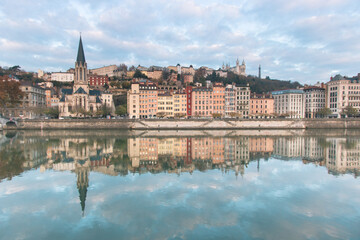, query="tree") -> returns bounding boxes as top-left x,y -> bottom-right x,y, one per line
133,69 -> 147,79
0,78 -> 24,108
118,64 -> 127,72
43,107 -> 59,118
212,113 -> 222,118
115,105 -> 127,116
156,112 -> 166,118
113,94 -> 127,106
194,67 -> 206,83
161,69 -> 170,81
109,81 -> 117,88
121,81 -> 131,89
97,105 -> 111,117
342,105 -> 358,118
317,107 -> 332,118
